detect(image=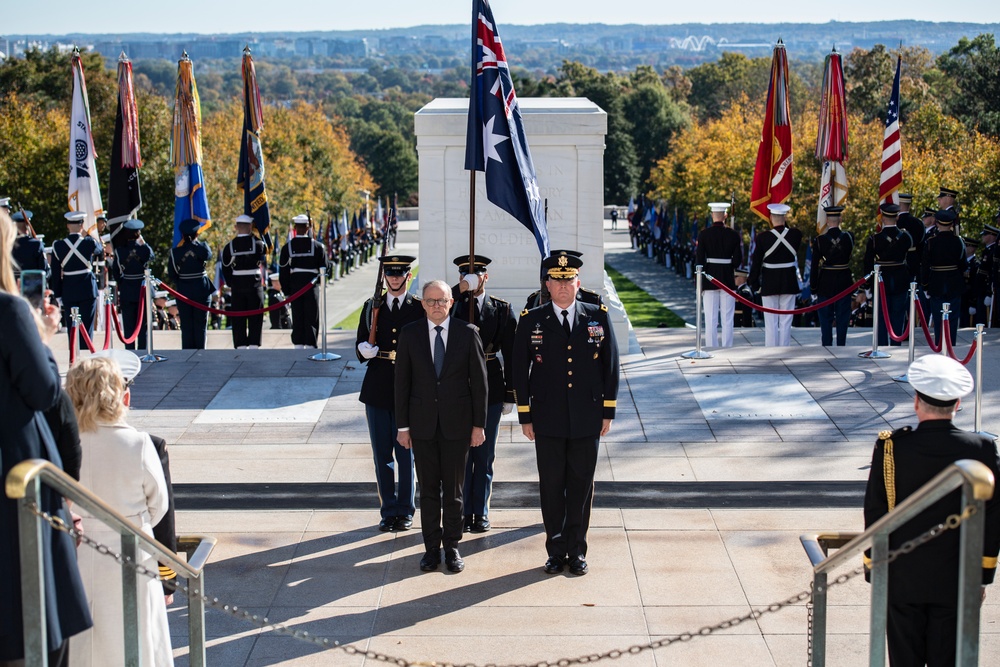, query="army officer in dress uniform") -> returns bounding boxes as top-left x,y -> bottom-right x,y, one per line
695,202 -> 742,347
921,209 -> 966,347
52,212 -> 103,348
356,255 -> 423,532
522,249 -> 603,312
168,218 -> 214,349
863,354 -> 1000,667
810,206 -> 855,346
749,203 -> 802,346
513,251 -> 619,576
863,203 -> 913,347
451,255 -> 517,533
221,214 -> 268,349
278,214 -> 328,349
